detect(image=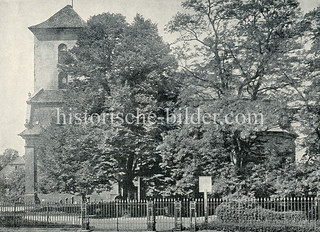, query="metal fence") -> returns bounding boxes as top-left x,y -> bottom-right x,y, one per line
0,202 -> 81,228
1,197 -> 320,231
